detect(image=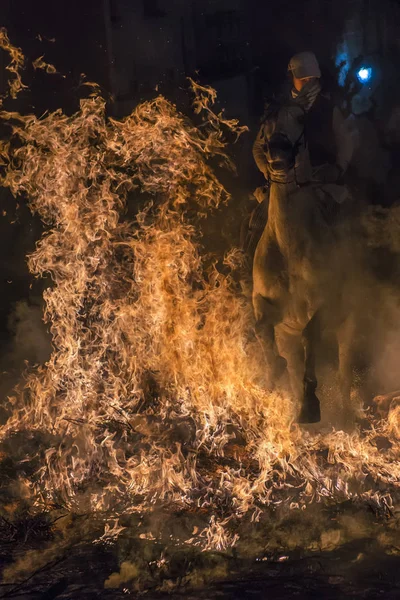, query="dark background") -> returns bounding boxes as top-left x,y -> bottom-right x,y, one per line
2,1 -> 400,138
1,0 -> 400,349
